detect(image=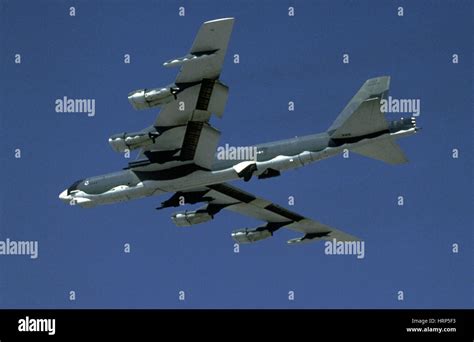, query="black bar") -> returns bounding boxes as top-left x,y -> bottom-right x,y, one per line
0,309 -> 471,340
